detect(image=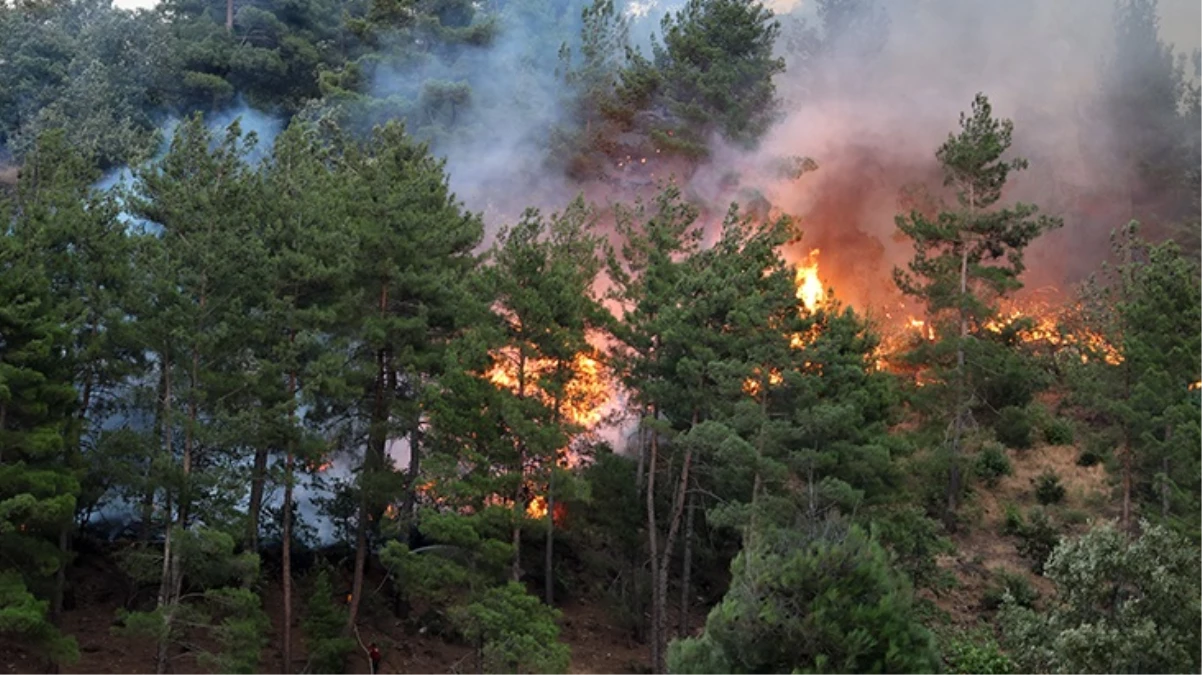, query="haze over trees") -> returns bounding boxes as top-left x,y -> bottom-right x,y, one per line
0,0 -> 1199,674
